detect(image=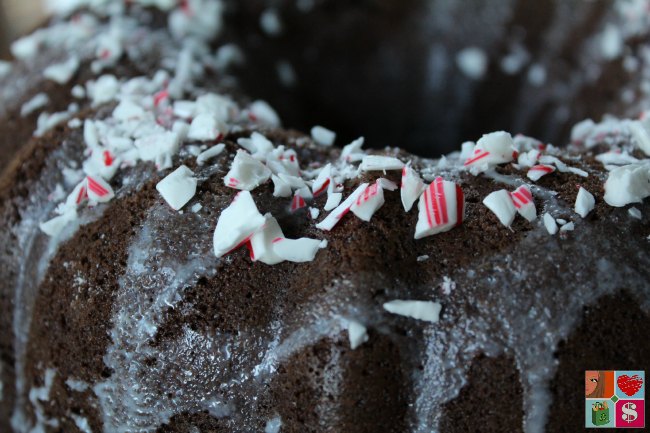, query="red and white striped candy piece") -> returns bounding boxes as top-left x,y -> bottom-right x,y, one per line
574,187 -> 595,218
272,237 -> 326,262
86,175 -> 115,203
213,191 -> 266,258
527,164 -> 555,181
463,131 -> 515,174
316,183 -> 369,231
312,163 -> 332,197
290,192 -> 307,212
249,214 -> 285,265
266,146 -> 300,176
351,180 -> 384,222
359,155 -> 405,171
223,150 -> 272,191
415,177 -> 465,239
400,163 -> 425,212
483,189 -> 517,227
510,185 -> 536,222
